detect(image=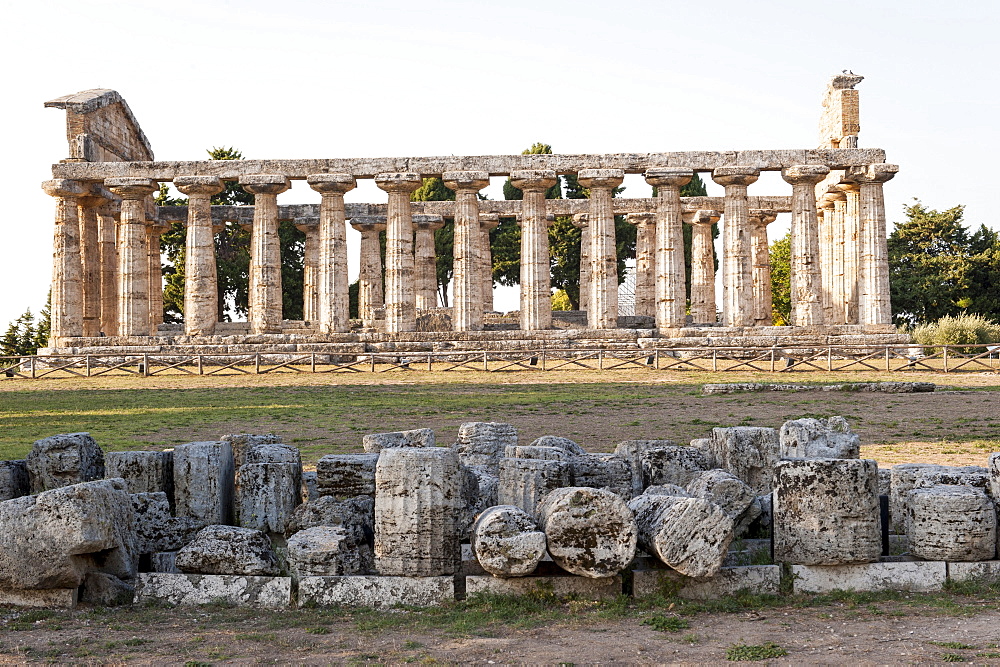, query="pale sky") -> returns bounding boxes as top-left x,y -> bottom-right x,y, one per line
3,0 -> 997,326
